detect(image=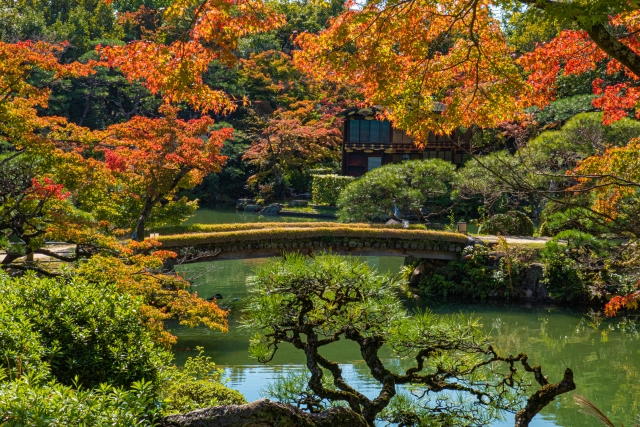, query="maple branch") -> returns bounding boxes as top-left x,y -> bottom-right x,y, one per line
518,0 -> 640,78
583,22 -> 640,79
